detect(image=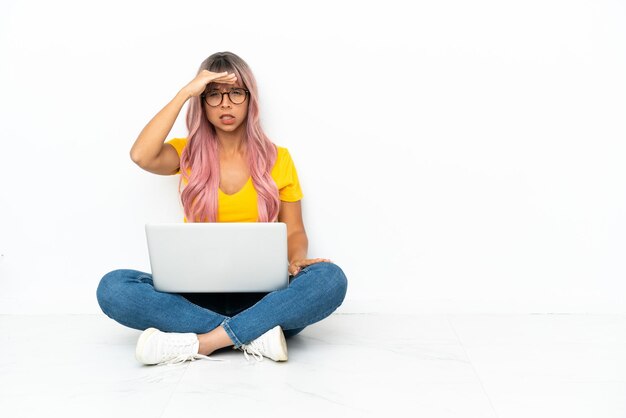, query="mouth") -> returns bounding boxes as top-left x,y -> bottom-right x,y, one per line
219,114 -> 236,125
